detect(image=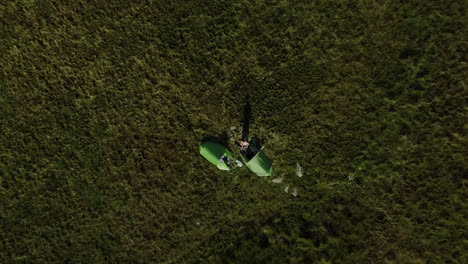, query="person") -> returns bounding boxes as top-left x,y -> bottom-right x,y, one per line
238,138 -> 257,160
239,140 -> 249,151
